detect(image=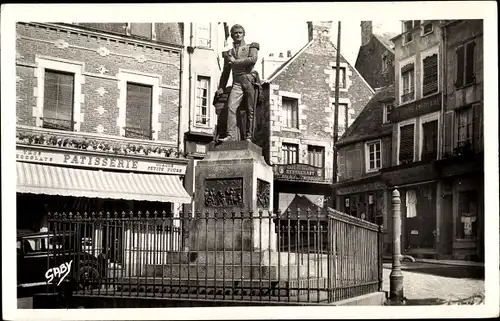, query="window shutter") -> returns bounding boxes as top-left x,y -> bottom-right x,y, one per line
465,42 -> 476,85
472,103 -> 482,152
422,120 -> 438,161
126,83 -> 153,139
423,54 -> 438,96
443,112 -> 454,156
43,70 -> 74,130
455,45 -> 465,87
399,124 -> 414,164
